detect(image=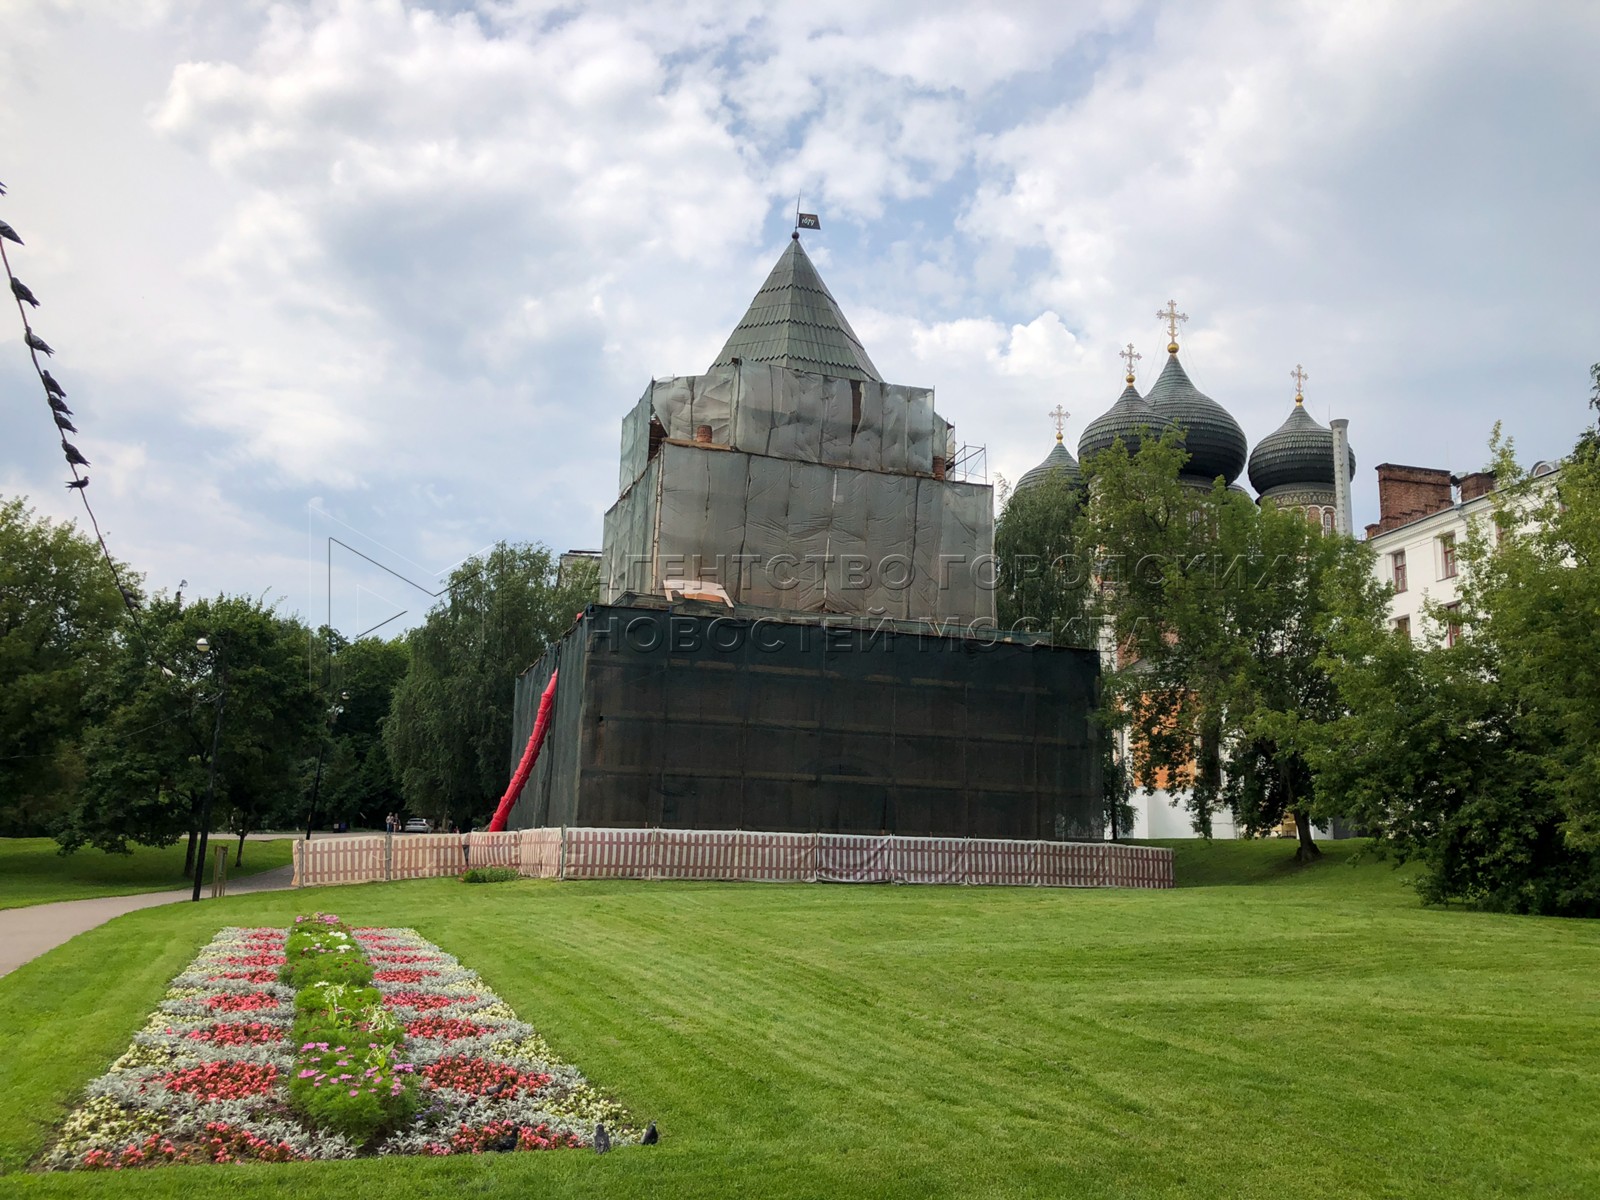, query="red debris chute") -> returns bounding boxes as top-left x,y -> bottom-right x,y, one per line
487,668 -> 558,832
